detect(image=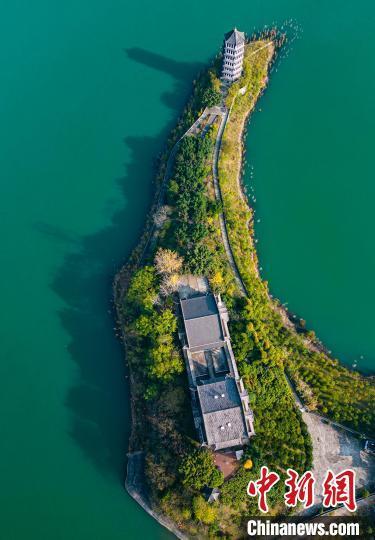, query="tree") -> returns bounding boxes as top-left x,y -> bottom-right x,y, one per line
134,313 -> 154,336
210,271 -> 224,292
220,467 -> 251,507
144,383 -> 158,401
148,335 -> 184,382
178,449 -> 224,490
167,179 -> 179,201
190,221 -> 208,243
126,266 -> 158,312
176,222 -> 189,247
210,467 -> 225,487
153,205 -> 169,227
200,87 -> 222,108
135,309 -> 177,339
207,199 -> 223,217
192,496 -> 217,525
134,306 -> 182,382
145,453 -> 175,492
187,244 -> 213,275
154,309 -> 177,335
155,248 -> 183,276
